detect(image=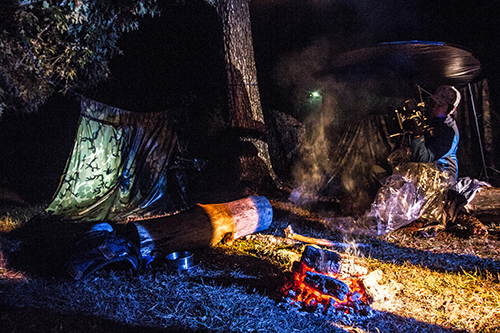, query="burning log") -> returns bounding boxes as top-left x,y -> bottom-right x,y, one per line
282,261 -> 372,316
300,244 -> 341,274
301,245 -> 368,277
280,245 -> 373,316
304,270 -> 349,301
134,196 -> 273,254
